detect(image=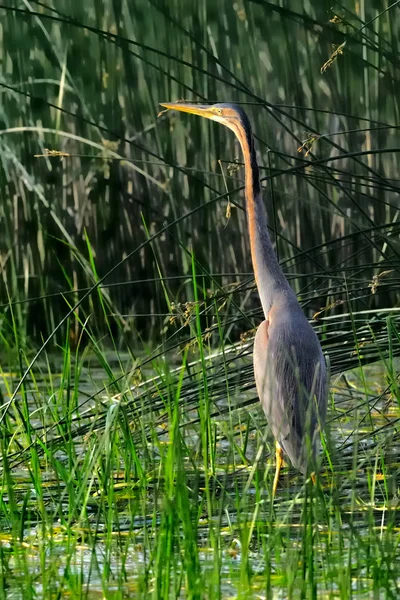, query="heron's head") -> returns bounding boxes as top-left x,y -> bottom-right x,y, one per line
160,102 -> 252,144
